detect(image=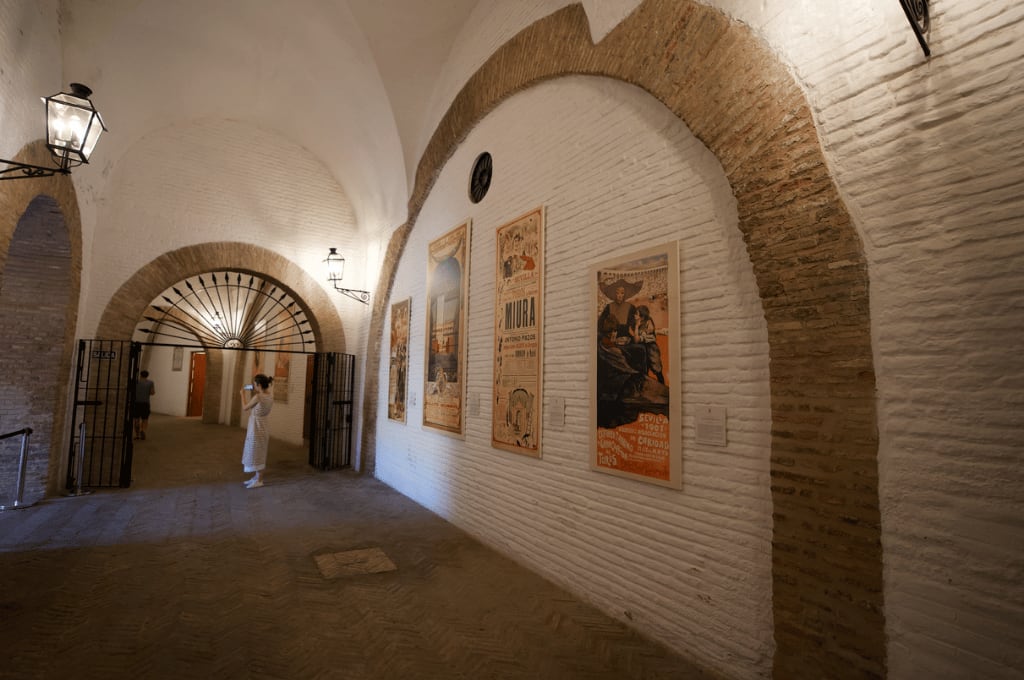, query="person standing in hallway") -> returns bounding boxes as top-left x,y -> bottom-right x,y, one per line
240,373 -> 274,488
133,370 -> 155,440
